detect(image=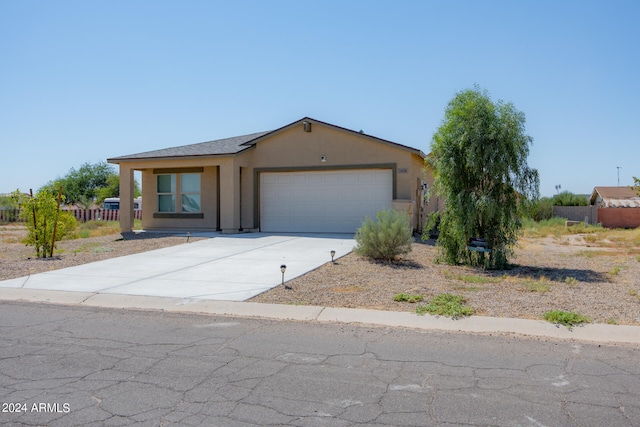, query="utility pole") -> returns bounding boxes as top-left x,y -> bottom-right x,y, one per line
617,166 -> 621,187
